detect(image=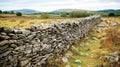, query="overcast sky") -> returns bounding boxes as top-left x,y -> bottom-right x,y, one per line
0,0 -> 120,11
